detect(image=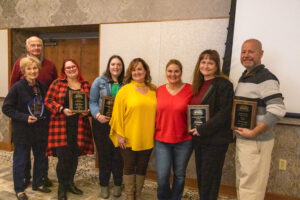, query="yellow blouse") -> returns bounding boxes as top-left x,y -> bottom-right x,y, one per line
109,81 -> 157,151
